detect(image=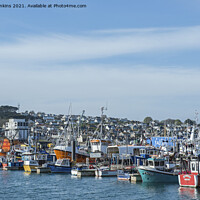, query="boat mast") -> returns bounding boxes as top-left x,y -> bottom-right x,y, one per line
100,106 -> 107,139
195,110 -> 199,155
78,110 -> 85,138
